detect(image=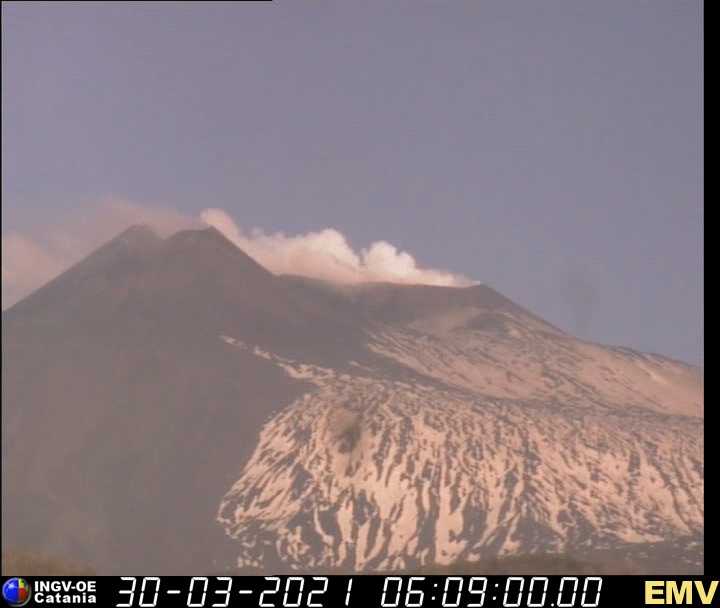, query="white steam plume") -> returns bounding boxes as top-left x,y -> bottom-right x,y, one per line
200,208 -> 472,287
2,201 -> 473,309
